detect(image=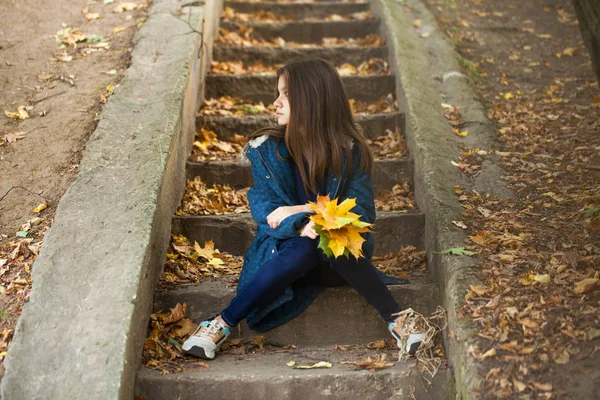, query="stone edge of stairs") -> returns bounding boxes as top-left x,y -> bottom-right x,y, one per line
135,361 -> 453,400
